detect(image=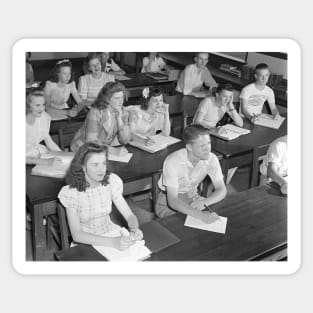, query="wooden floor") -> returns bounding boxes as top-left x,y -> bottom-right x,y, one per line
26,165 -> 252,261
